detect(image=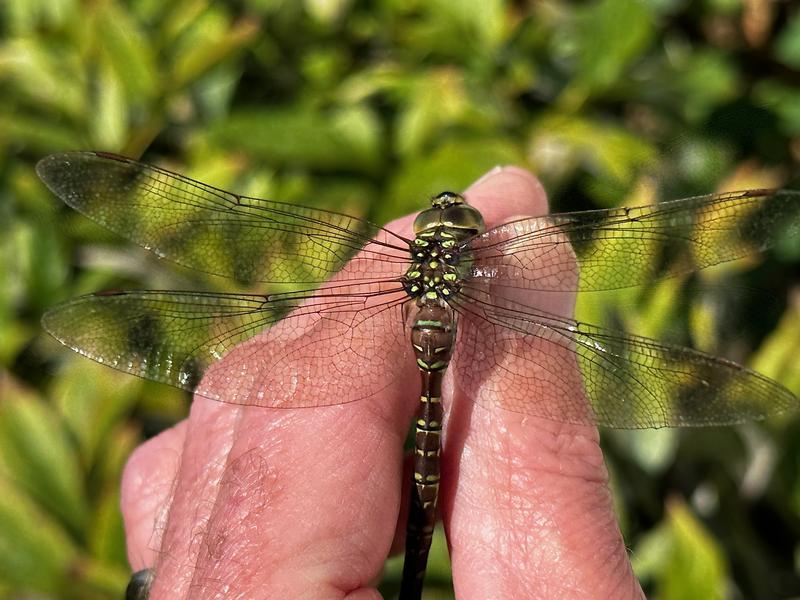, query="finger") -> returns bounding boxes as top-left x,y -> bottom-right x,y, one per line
442,167 -> 644,599
143,214 -> 422,599
121,421 -> 187,570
